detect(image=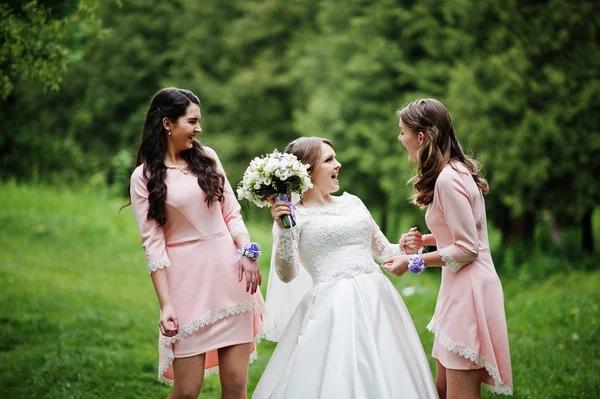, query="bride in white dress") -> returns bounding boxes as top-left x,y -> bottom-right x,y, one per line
253,137 -> 438,399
